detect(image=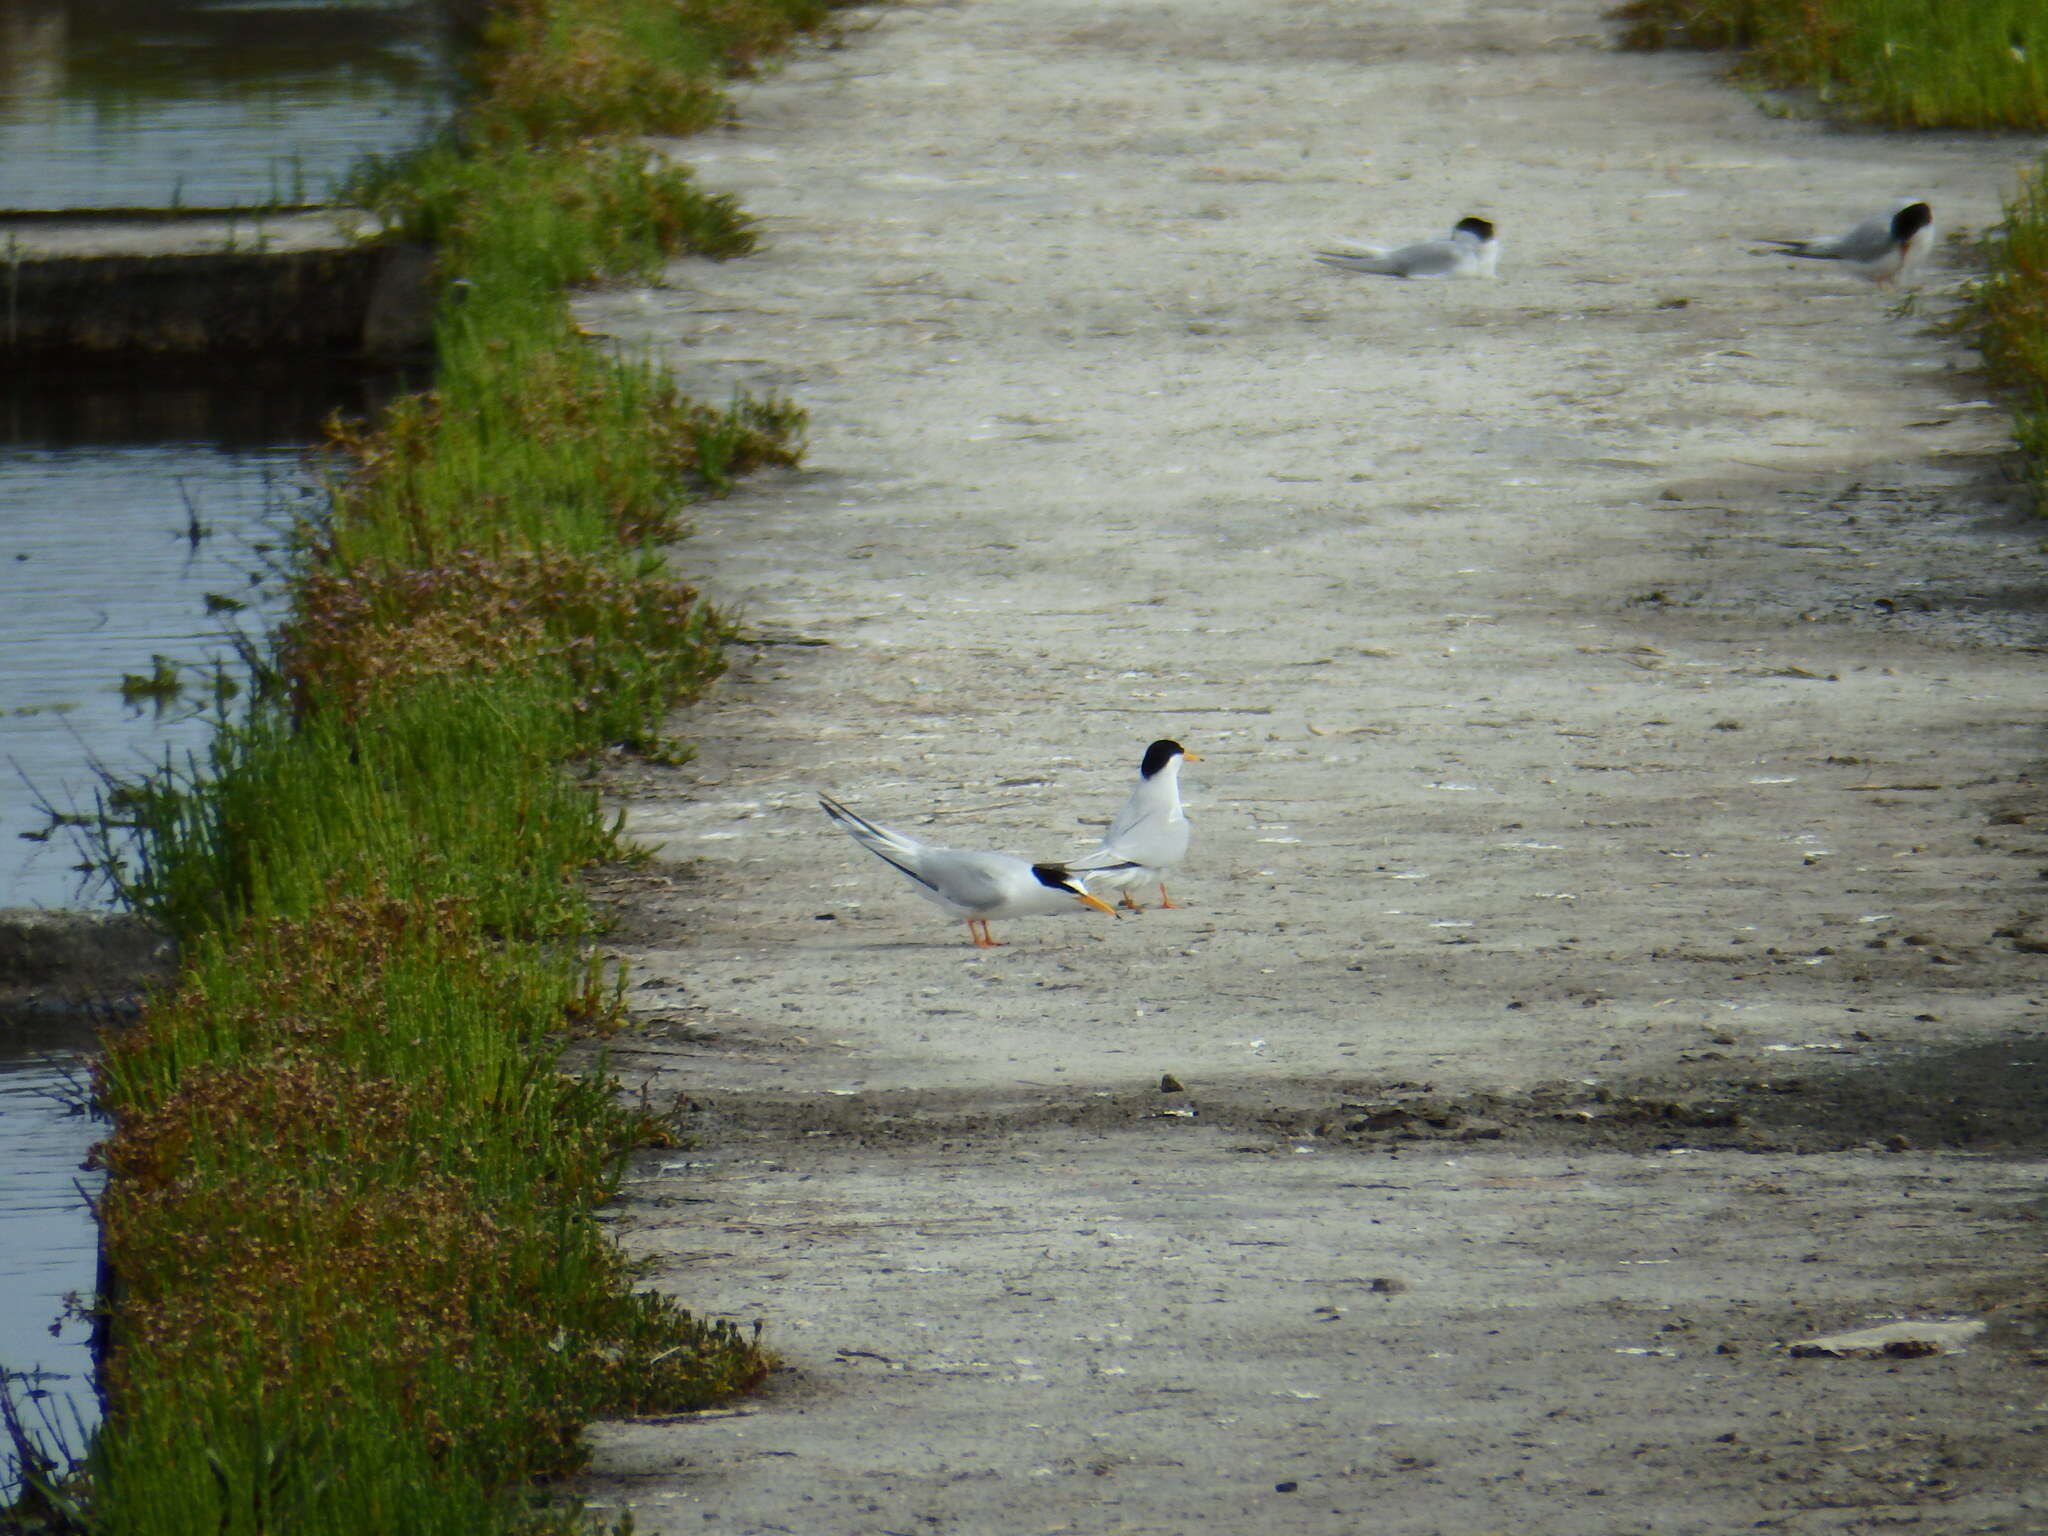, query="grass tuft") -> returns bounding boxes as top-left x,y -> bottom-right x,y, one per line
96,676 -> 623,943
474,0 -> 839,146
347,139 -> 757,290
282,548 -> 732,747
89,893 -> 764,1531
1610,0 -> 2048,130
1983,163 -> 2048,511
314,341 -> 801,564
